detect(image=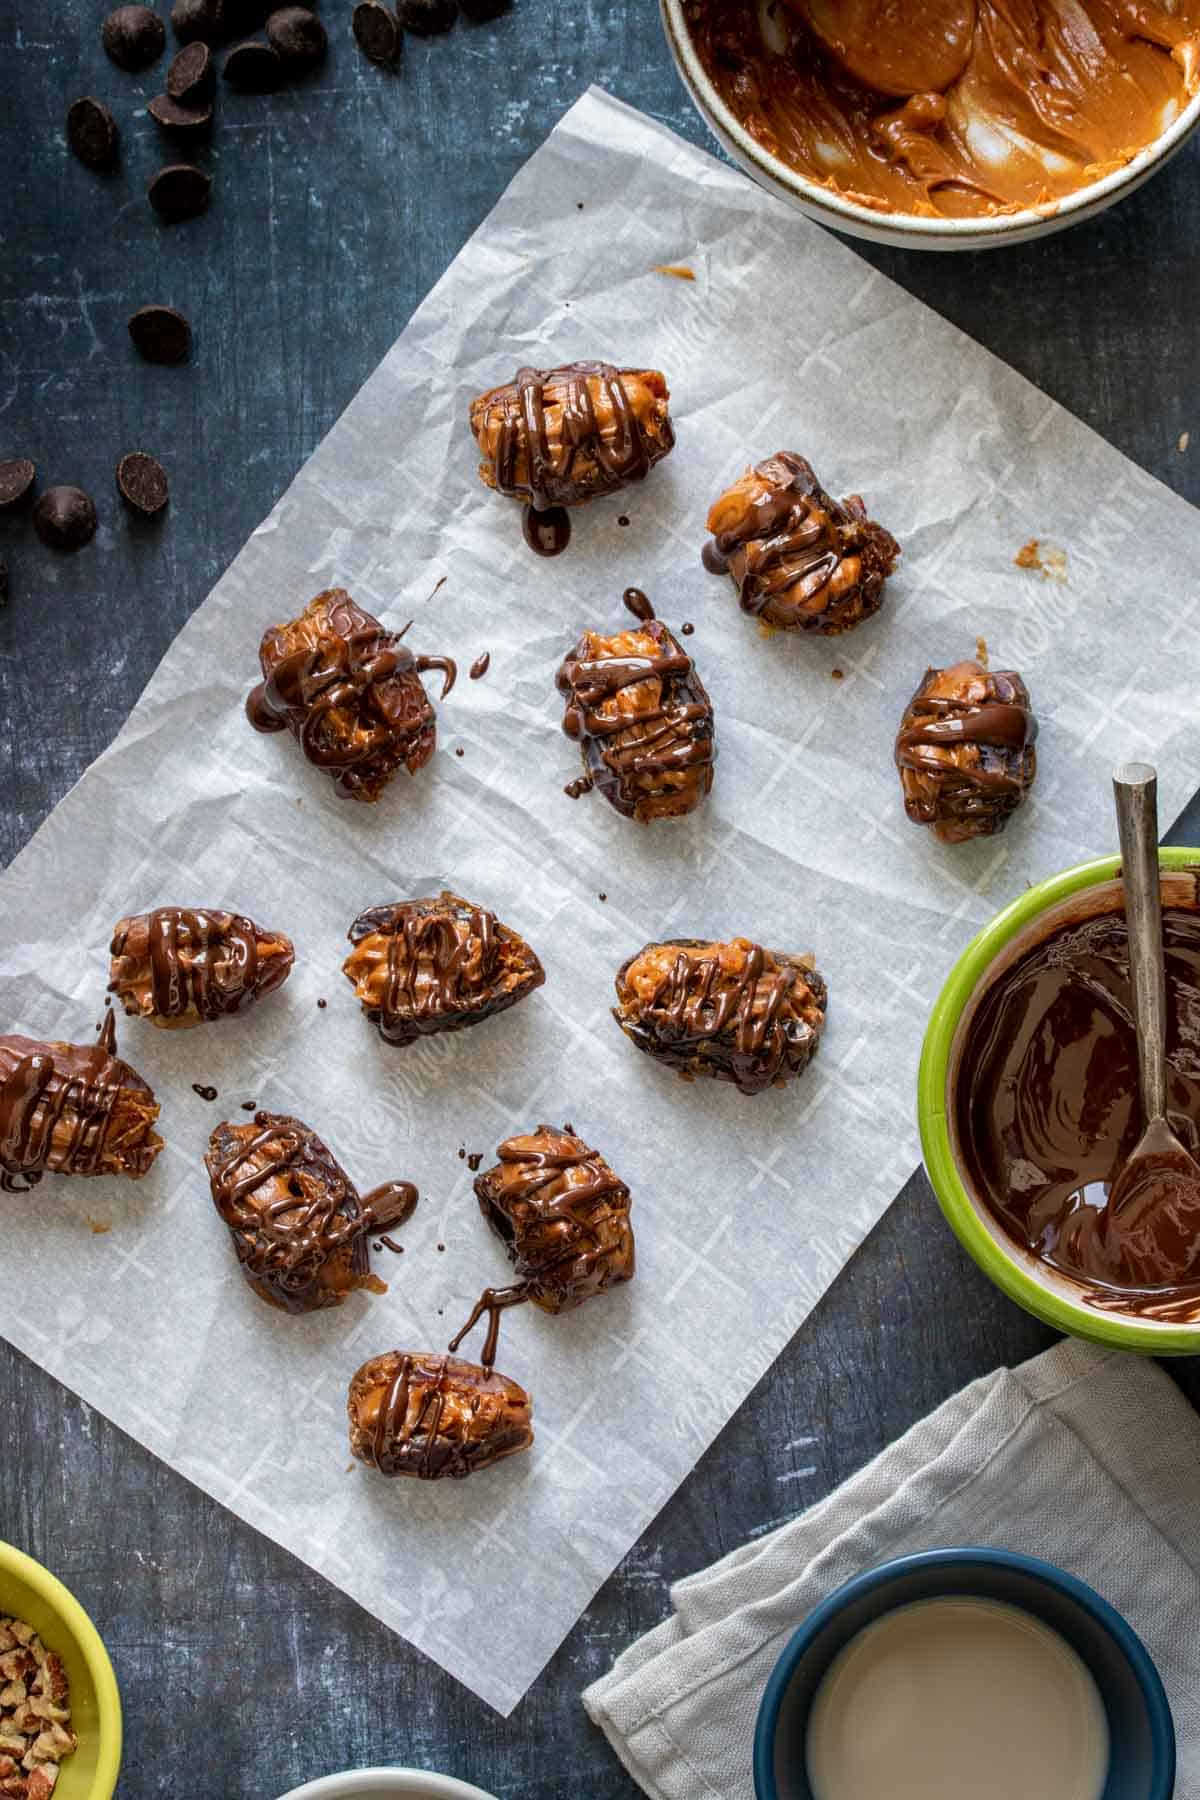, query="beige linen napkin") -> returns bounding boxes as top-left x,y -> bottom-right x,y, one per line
583,1341 -> 1200,1799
